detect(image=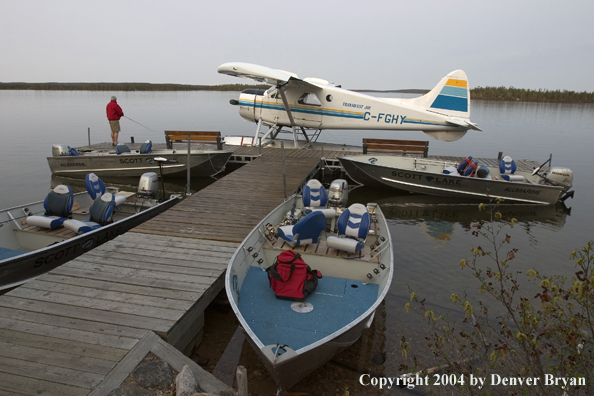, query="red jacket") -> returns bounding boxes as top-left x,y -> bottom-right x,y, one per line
106,100 -> 124,120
